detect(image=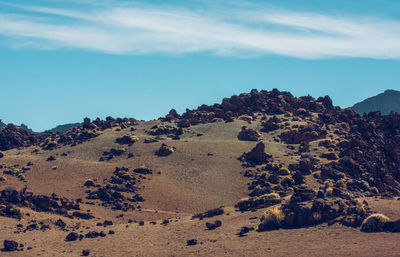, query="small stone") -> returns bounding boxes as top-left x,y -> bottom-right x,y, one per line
186,239 -> 197,246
